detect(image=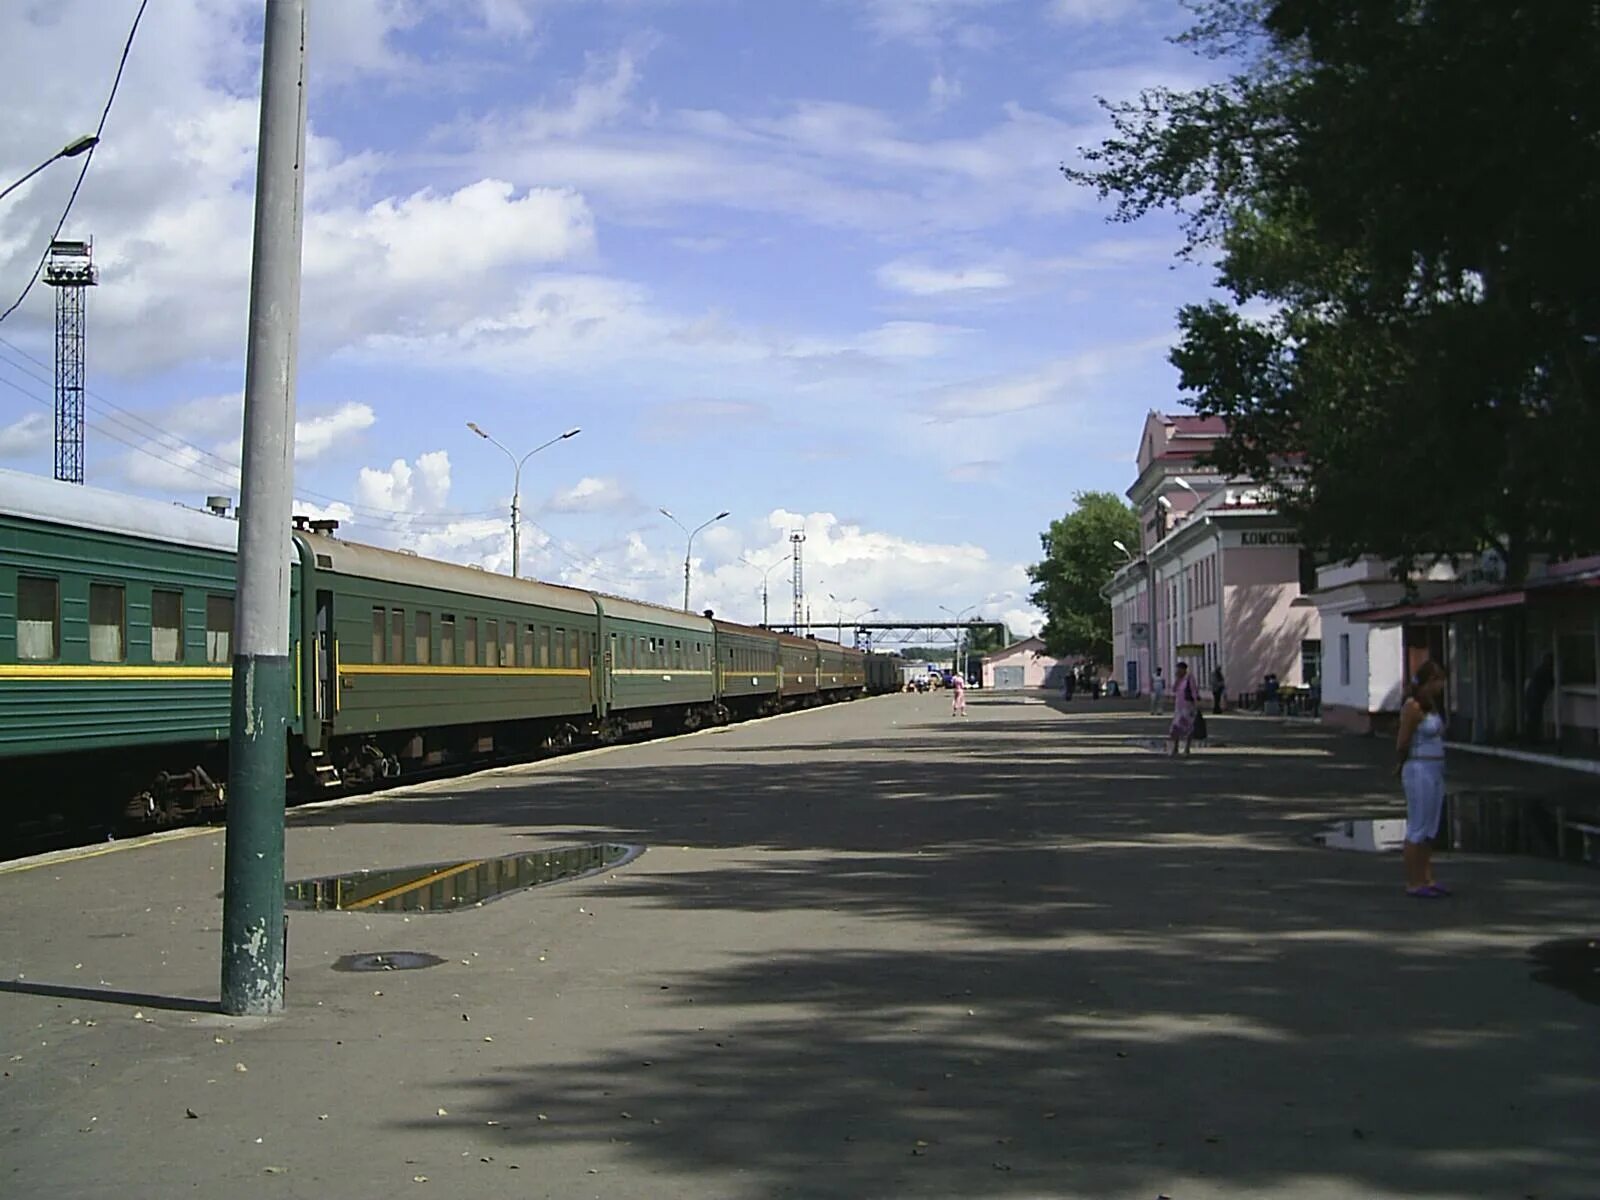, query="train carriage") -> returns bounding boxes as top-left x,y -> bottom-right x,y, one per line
296,528 -> 601,776
596,596 -> 718,735
776,632 -> 821,706
0,470 -> 299,823
710,618 -> 781,717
